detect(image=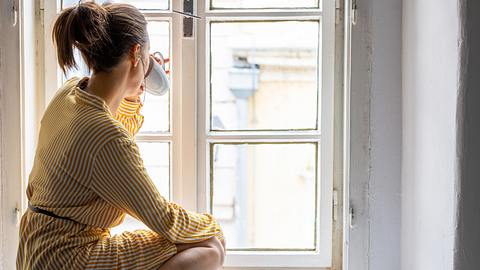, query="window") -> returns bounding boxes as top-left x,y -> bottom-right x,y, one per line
42,0 -> 336,268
